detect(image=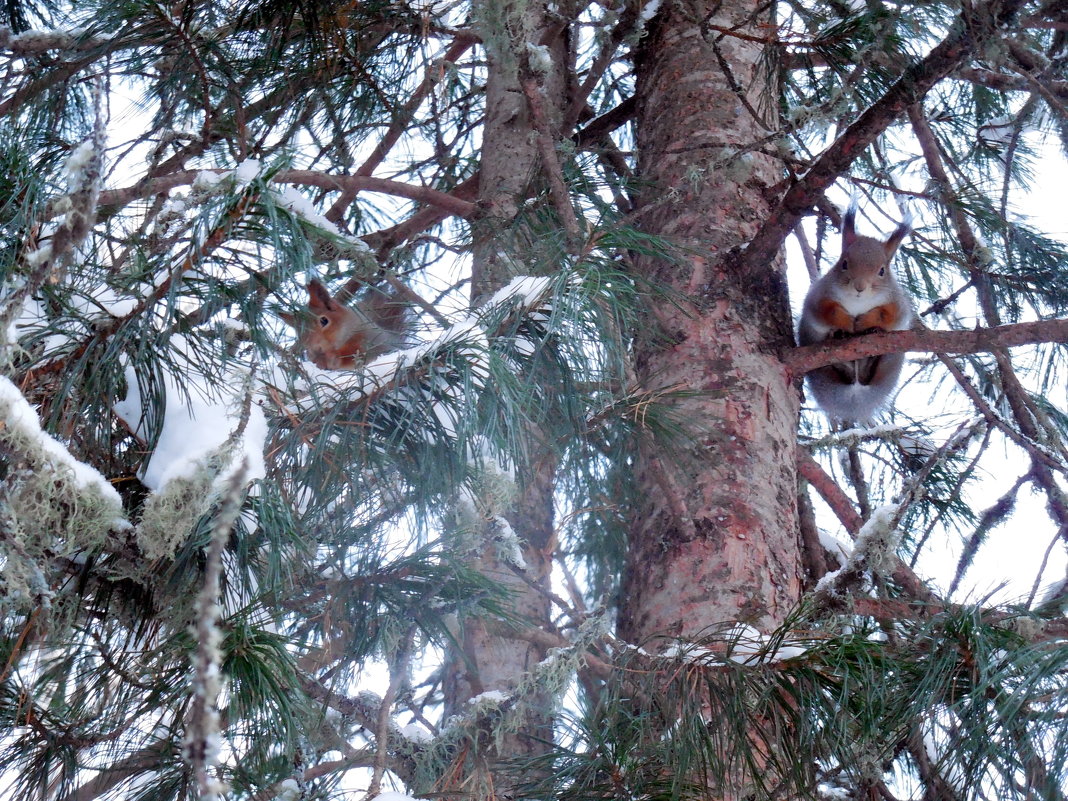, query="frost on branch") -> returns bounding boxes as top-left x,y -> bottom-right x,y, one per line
0,81 -> 107,360
813,503 -> 902,605
184,462 -> 247,801
448,436 -> 519,558
38,86 -> 106,274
